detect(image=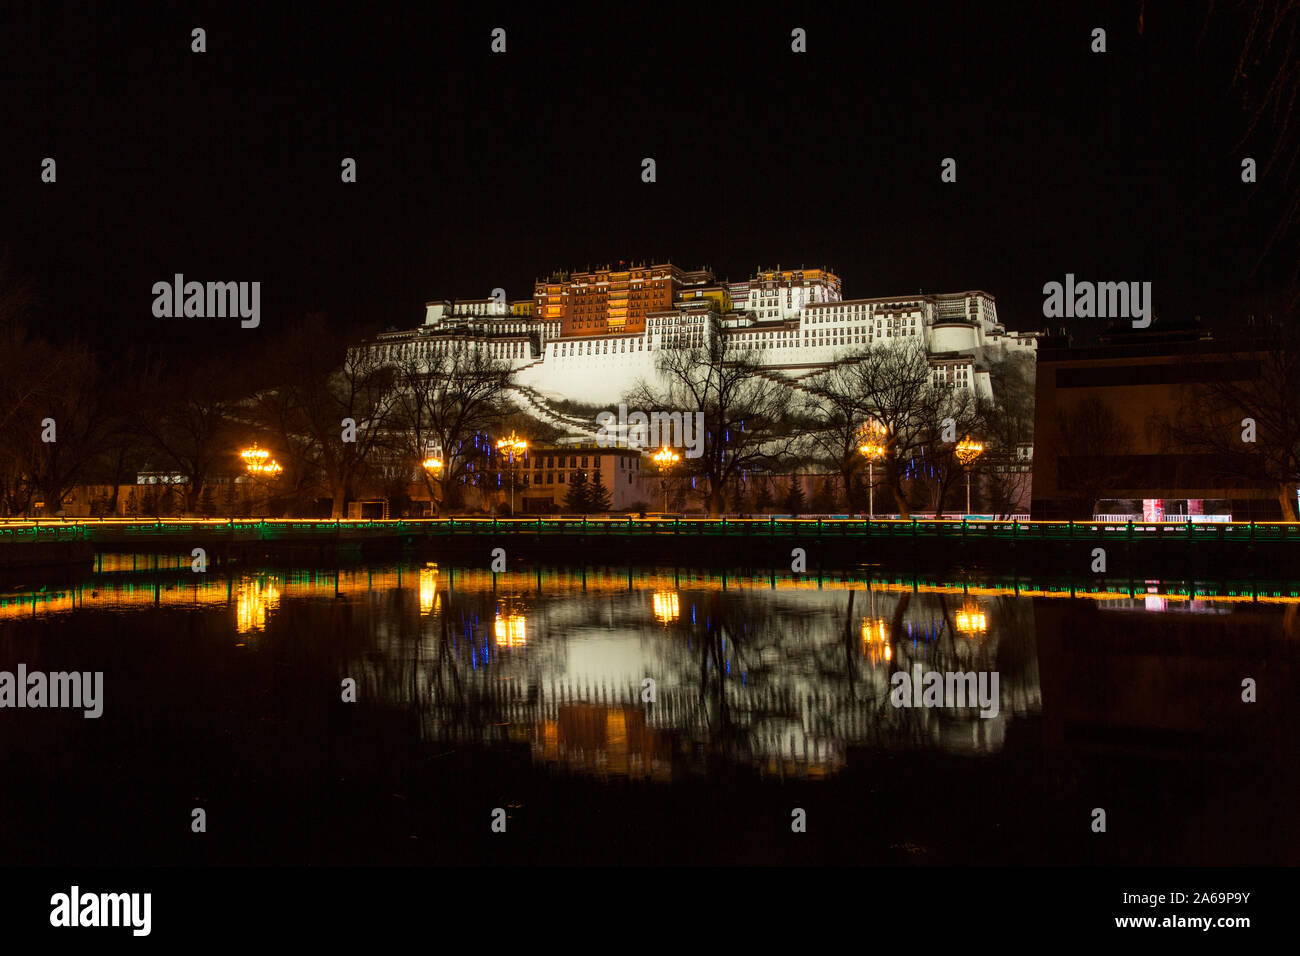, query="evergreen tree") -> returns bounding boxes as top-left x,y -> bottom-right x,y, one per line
810,477 -> 838,514
847,473 -> 867,513
783,478 -> 806,516
563,469 -> 591,512
589,468 -> 612,512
